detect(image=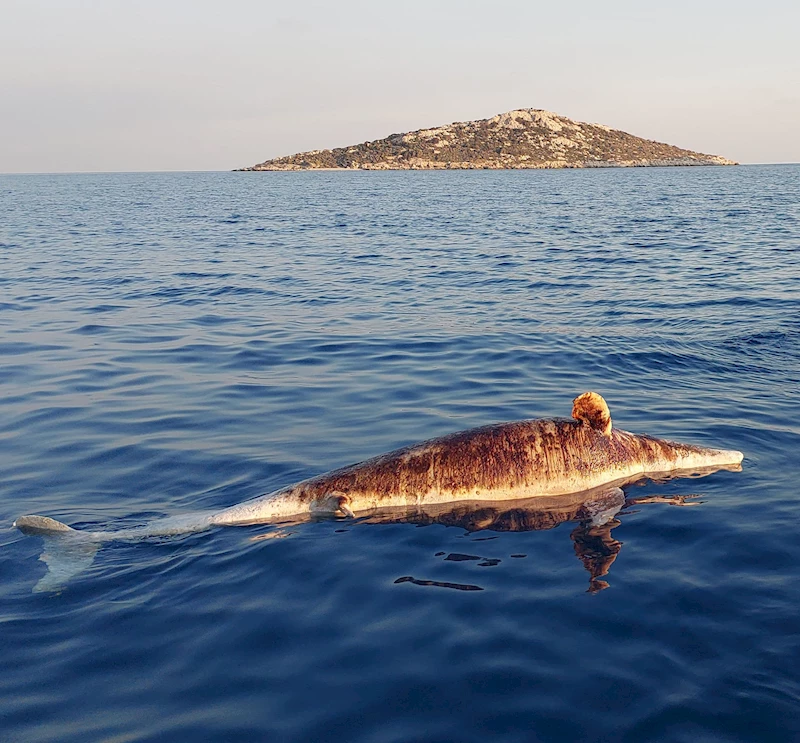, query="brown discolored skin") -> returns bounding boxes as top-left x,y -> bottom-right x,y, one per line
12,393 -> 743,595
289,419 -> 606,503
215,415 -> 737,524
572,391 -> 612,436
208,392 -> 742,525
305,421 -> 711,499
